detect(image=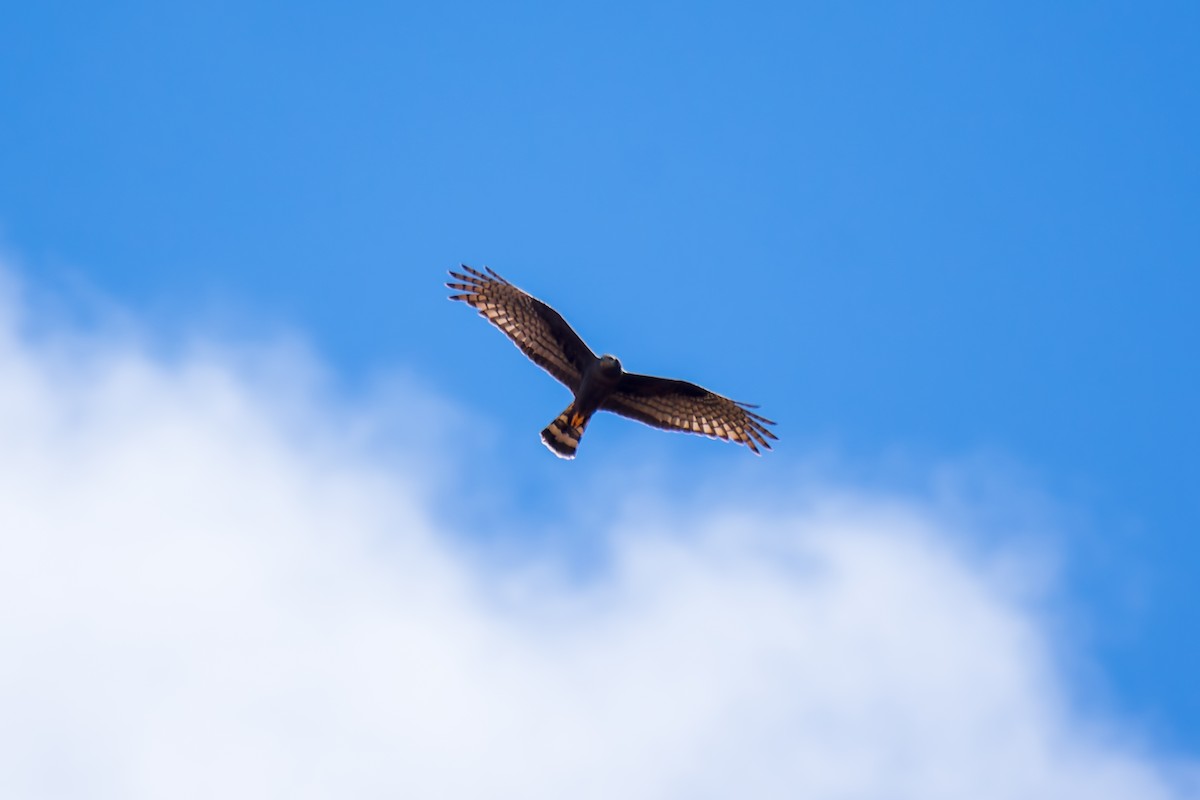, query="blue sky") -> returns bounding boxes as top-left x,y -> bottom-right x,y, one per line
1,2 -> 1198,792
